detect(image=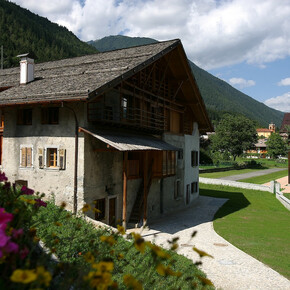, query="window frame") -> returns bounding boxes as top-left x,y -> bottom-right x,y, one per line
41,107 -> 59,125
191,150 -> 199,167
45,146 -> 59,169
